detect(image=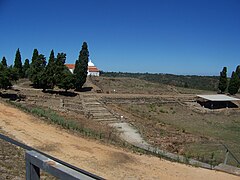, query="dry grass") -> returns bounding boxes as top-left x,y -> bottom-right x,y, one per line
109,102 -> 240,166
0,132 -> 57,179
91,76 -> 179,95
